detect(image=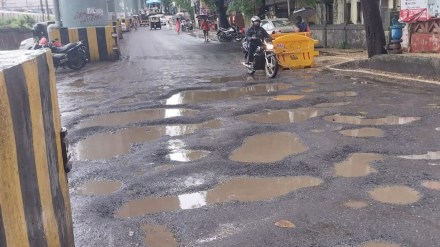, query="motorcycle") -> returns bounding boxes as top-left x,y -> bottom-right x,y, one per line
36,39 -> 88,70
217,25 -> 244,42
181,20 -> 194,32
242,38 -> 279,78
